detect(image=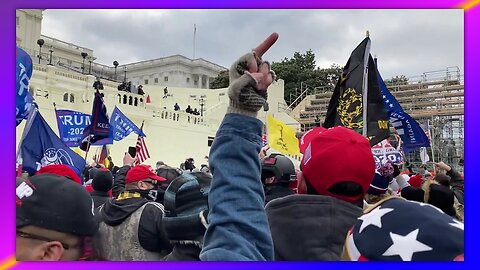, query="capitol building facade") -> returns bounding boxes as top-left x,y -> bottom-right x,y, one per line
15,9 -> 299,168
